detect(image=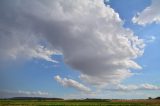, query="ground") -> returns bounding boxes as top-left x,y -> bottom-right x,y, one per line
0,99 -> 160,106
